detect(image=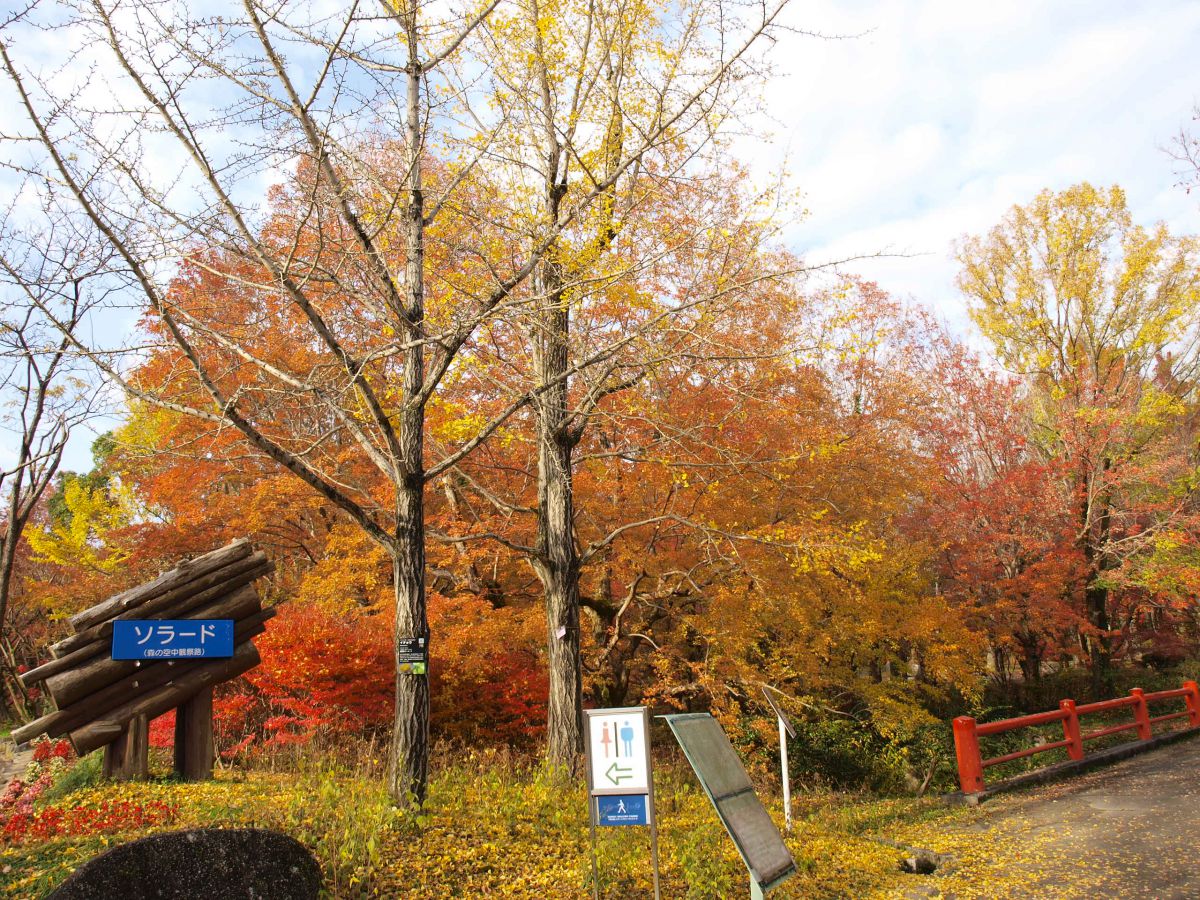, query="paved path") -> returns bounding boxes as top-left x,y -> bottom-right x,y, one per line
0,746 -> 31,785
901,734 -> 1200,899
